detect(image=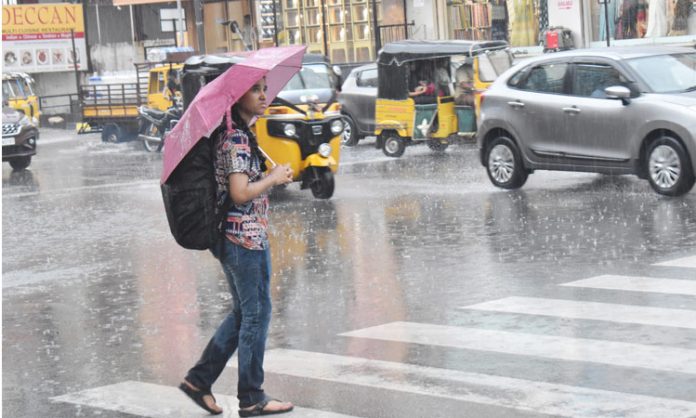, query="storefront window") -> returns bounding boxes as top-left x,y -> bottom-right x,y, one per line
591,0 -> 696,42
447,0 -> 546,47
273,0 -> 382,63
